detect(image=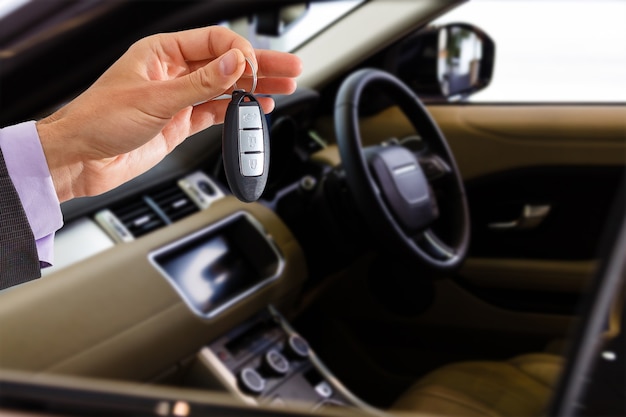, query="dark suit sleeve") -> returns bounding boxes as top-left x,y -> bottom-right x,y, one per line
0,148 -> 41,290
